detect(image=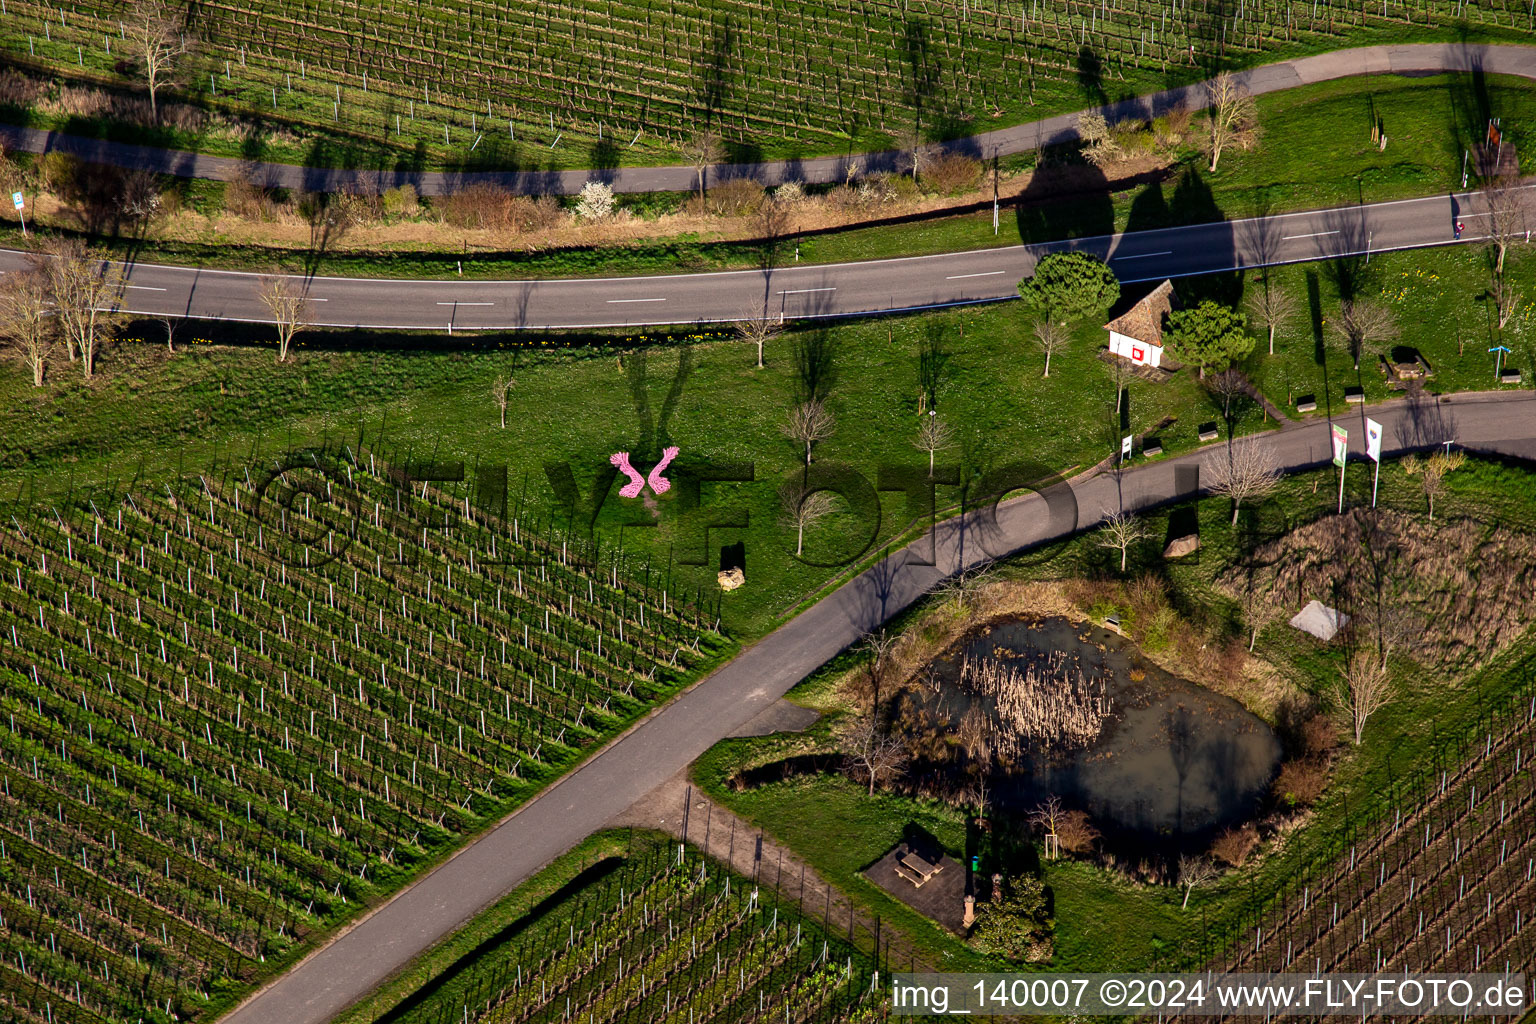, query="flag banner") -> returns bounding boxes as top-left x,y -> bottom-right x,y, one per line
1365,418 -> 1383,463
1121,435 -> 1133,458
1331,424 -> 1348,467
